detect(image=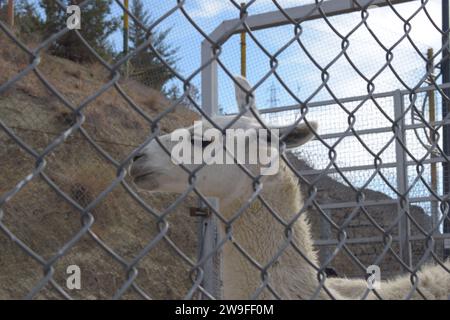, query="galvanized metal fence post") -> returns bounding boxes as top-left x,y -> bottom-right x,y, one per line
442,0 -> 450,259
393,90 -> 412,269
319,209 -> 332,265
426,49 -> 439,235
198,41 -> 222,299
201,41 -> 219,116
195,198 -> 222,299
